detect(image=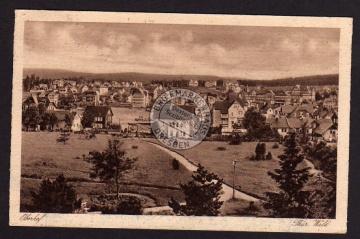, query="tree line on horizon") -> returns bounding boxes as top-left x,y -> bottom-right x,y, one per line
23,70 -> 338,90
